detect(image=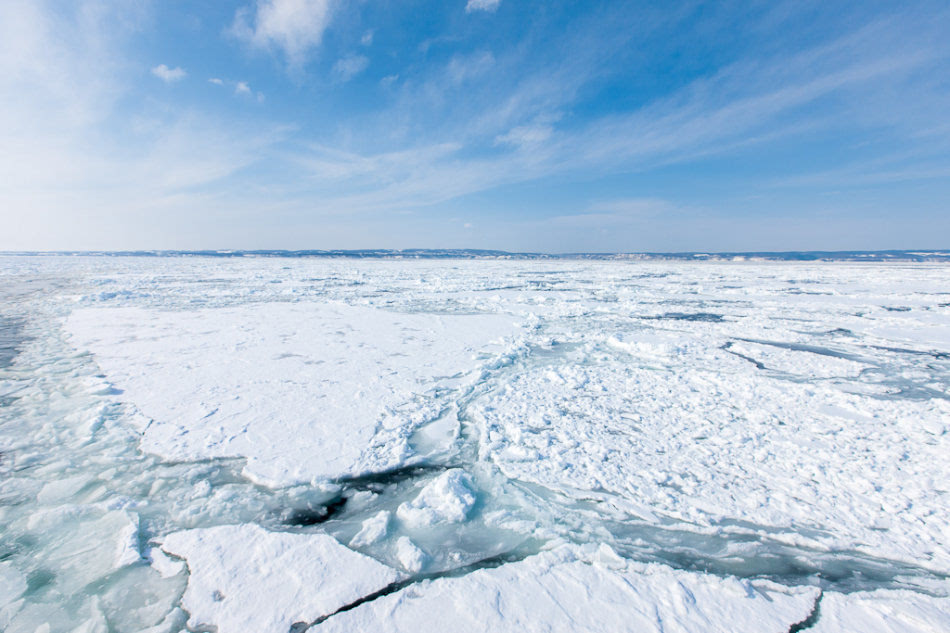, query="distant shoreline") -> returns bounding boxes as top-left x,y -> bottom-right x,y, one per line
2,249 -> 950,262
